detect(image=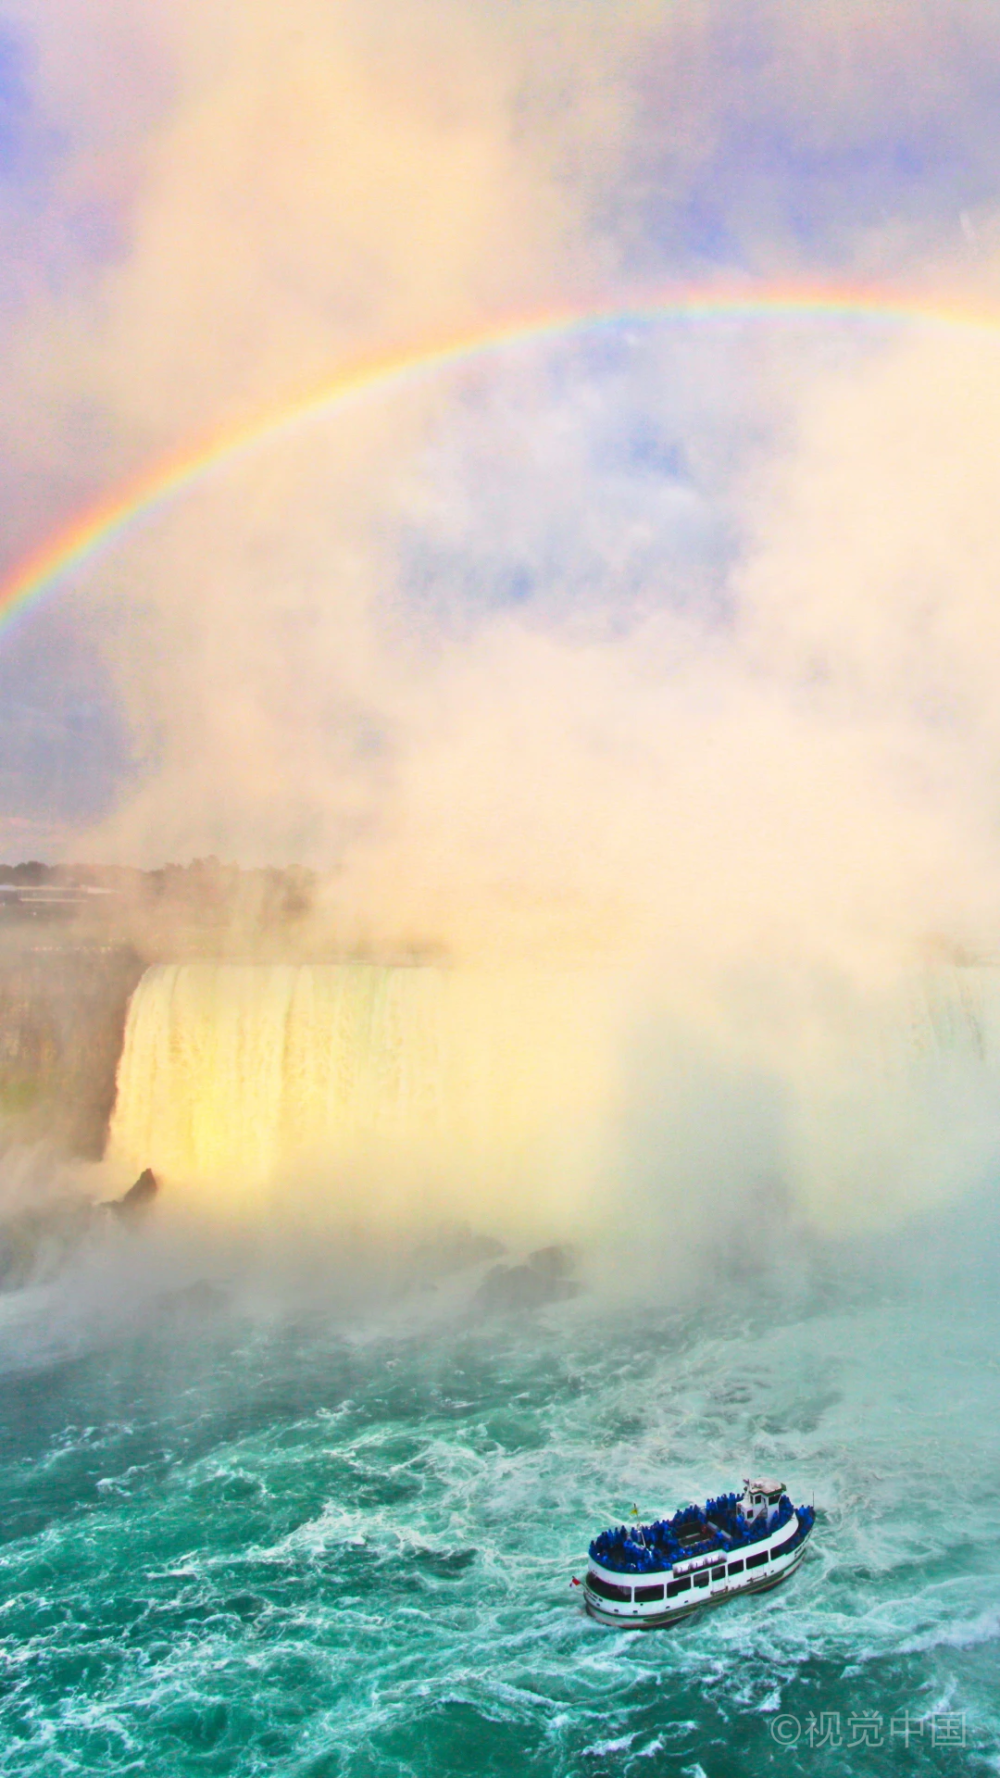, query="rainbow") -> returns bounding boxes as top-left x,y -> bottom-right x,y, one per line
3,279 -> 998,640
